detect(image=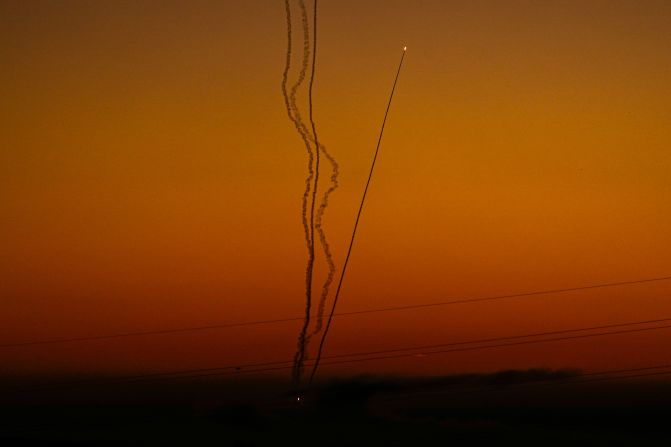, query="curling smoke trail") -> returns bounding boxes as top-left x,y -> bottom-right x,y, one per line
309,47 -> 407,384
301,0 -> 340,345
292,0 -> 319,384
311,144 -> 339,336
280,0 -> 317,384
281,0 -> 313,259
295,0 -> 341,384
